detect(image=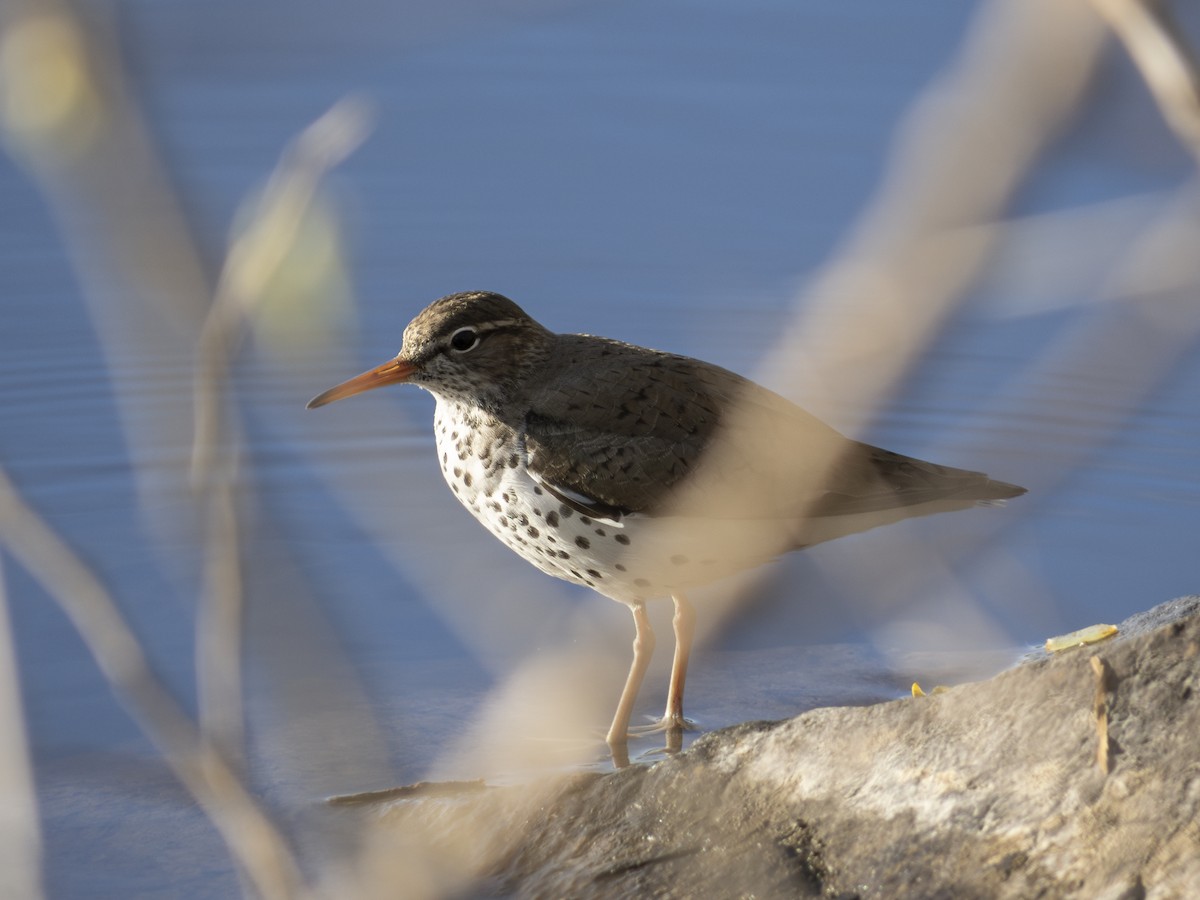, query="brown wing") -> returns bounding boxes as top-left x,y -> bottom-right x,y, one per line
521,333 -> 1025,523
520,334 -> 851,518
520,339 -> 720,515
